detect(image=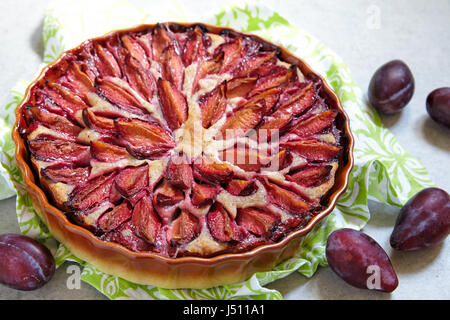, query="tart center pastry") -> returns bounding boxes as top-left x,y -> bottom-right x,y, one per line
21,23 -> 343,258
